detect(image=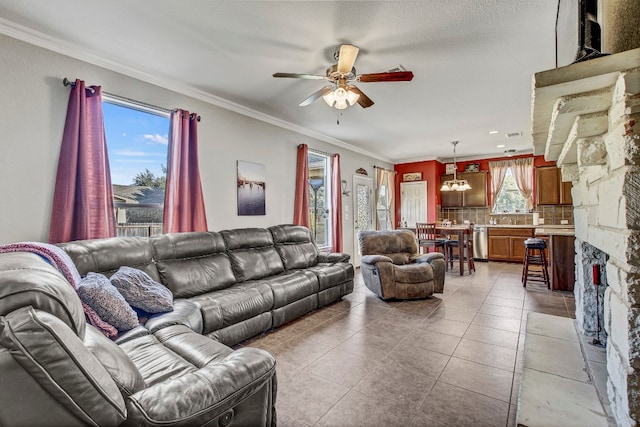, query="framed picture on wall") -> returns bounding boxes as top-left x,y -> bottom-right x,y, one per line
403,172 -> 422,182
237,160 -> 266,215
